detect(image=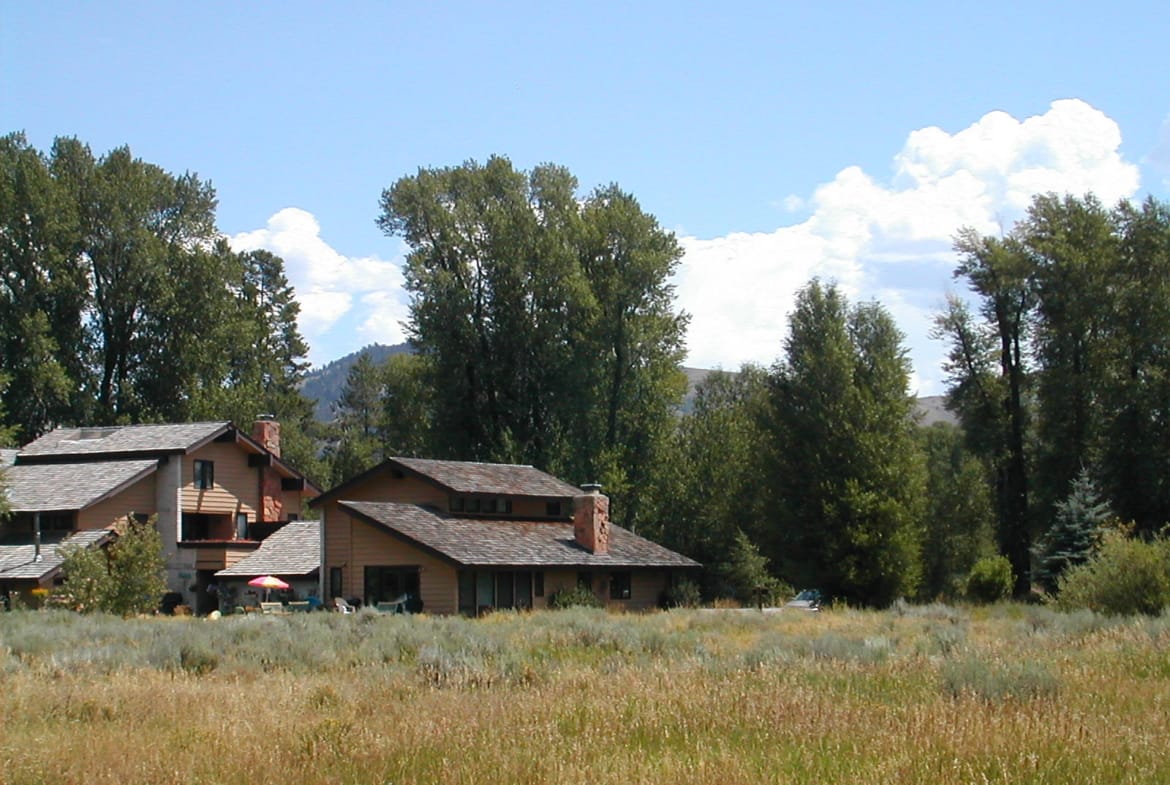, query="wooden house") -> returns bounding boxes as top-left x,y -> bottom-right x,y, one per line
0,419 -> 319,612
312,457 -> 699,614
